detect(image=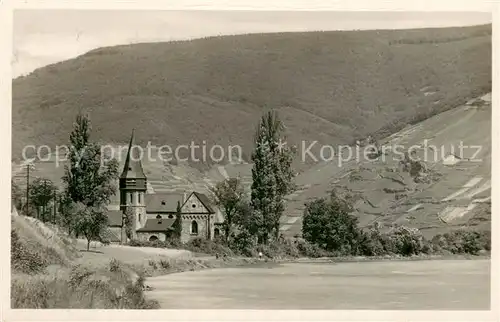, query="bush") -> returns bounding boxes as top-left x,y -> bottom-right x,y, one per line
230,230 -> 257,257
477,231 -> 491,251
128,239 -> 169,248
300,191 -> 492,258
255,241 -> 298,259
359,227 -> 387,256
384,226 -> 426,256
432,230 -> 490,255
294,238 -> 330,258
109,258 -> 120,272
302,192 -> 366,255
148,259 -> 158,269
11,229 -> 47,274
12,264 -> 159,309
185,237 -> 234,256
159,259 -> 171,269
276,238 -> 301,258
121,274 -> 159,309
